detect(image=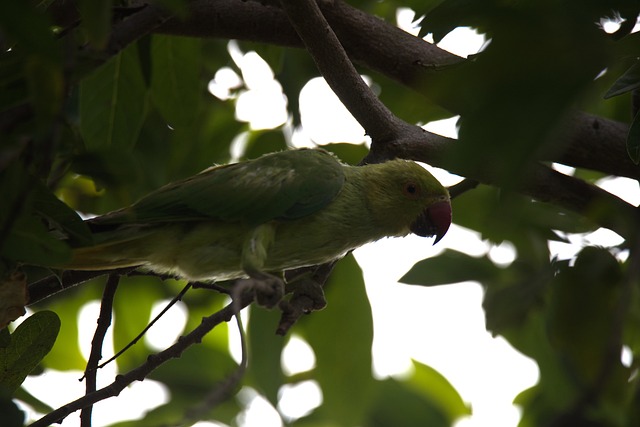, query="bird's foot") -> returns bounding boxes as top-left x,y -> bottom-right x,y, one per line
277,273 -> 327,335
249,272 -> 285,309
